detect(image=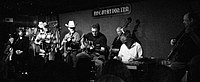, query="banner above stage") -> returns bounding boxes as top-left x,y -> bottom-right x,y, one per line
92,4 -> 131,17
